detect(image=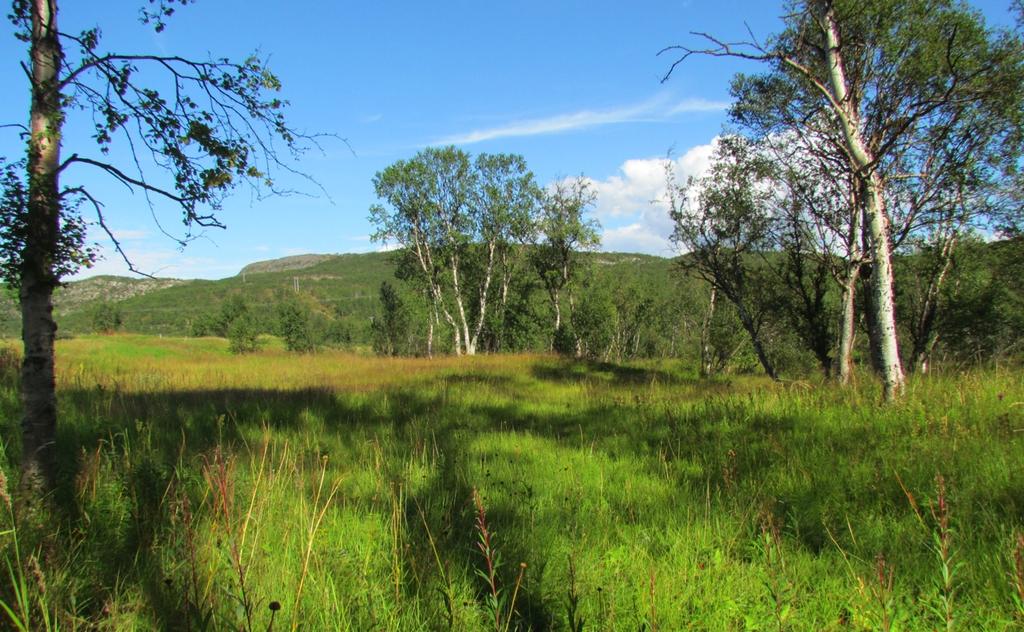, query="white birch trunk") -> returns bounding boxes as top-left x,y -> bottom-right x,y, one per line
449,255 -> 474,355
469,240 -> 497,355
836,188 -> 862,385
822,7 -> 905,400
21,0 -> 64,493
836,266 -> 859,385
700,286 -> 717,377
